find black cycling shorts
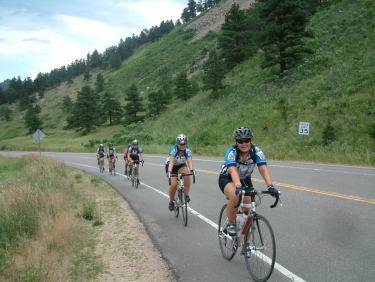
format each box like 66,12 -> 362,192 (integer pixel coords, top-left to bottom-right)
218,175 -> 253,194
165,164 -> 187,174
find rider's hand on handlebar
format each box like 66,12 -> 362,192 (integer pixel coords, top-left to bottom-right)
190,169 -> 196,175
166,171 -> 171,178
268,184 -> 279,197
235,186 -> 244,196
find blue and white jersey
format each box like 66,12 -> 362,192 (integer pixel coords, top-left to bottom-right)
128,146 -> 143,158
219,145 -> 266,179
97,147 -> 105,156
165,145 -> 193,166
107,147 -> 116,157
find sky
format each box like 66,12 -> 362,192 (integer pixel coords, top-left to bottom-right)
0,0 -> 187,82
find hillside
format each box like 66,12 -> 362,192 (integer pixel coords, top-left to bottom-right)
0,0 -> 374,166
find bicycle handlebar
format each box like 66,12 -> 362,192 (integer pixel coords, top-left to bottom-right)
234,188 -> 281,209
168,172 -> 195,186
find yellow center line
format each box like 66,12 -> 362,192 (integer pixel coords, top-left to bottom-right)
147,162 -> 375,205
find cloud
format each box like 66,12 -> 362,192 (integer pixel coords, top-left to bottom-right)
23,38 -> 51,44
0,38 -> 5,42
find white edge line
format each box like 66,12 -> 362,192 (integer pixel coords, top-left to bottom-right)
65,161 -> 306,282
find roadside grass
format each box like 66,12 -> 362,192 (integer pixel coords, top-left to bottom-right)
0,154 -> 121,281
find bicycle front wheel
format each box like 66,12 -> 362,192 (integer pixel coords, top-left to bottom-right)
181,188 -> 188,226
244,214 -> 276,282
134,167 -> 138,188
218,204 -> 237,260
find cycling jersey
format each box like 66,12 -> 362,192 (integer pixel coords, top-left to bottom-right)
165,145 -> 192,166
107,147 -> 116,157
128,146 -> 143,160
97,147 -> 105,157
219,145 -> 266,179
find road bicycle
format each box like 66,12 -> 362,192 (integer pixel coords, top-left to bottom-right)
109,156 -> 118,176
218,187 -> 281,282
129,160 -> 143,188
169,171 -> 196,226
98,156 -> 105,173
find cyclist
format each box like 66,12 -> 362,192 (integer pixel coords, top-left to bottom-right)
123,143 -> 132,175
127,139 -> 144,185
166,134 -> 195,211
106,143 -> 117,172
96,144 -> 106,171
218,126 -> 278,237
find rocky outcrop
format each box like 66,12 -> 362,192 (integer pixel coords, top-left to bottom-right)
185,0 -> 254,42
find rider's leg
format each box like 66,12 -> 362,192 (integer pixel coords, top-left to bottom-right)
168,177 -> 178,202
179,166 -> 191,197
223,182 -> 239,223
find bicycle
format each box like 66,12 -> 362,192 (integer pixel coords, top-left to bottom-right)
129,160 -> 143,188
109,156 -> 118,176
98,156 -> 105,173
218,187 -> 281,282
168,171 -> 196,226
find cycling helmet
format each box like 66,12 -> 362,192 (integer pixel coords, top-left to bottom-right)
108,143 -> 113,147
100,144 -> 104,147
233,127 -> 253,139
176,134 -> 188,145
132,139 -> 139,145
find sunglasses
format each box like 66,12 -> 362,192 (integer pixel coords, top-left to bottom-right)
237,139 -> 251,144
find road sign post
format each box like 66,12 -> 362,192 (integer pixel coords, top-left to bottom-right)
33,129 -> 45,155
298,122 -> 310,153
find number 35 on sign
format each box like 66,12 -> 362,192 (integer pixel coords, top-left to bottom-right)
299,122 -> 310,135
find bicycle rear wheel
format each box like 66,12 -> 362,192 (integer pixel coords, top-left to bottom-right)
181,188 -> 188,226
218,204 -> 237,260
244,214 -> 276,282
134,167 -> 138,188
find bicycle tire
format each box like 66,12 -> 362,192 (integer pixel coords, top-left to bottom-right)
218,204 -> 237,260
244,214 -> 276,282
181,188 -> 188,226
173,193 -> 179,218
135,167 -> 138,189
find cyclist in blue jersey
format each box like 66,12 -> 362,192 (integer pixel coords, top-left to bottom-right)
127,139 -> 144,185
166,134 -> 195,211
218,126 -> 278,236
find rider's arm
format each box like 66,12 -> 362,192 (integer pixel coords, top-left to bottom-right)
228,166 -> 242,188
168,156 -> 175,172
187,158 -> 193,171
140,152 -> 144,161
258,165 -> 273,187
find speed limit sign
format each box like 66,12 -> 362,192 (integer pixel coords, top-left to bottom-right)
299,122 -> 310,135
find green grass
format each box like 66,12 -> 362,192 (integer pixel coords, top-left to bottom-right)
1,0 -> 374,166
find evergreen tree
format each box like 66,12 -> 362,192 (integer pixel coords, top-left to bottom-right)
62,95 -> 73,112
95,73 -> 105,93
124,84 -> 145,125
202,49 -> 226,97
24,105 -> 43,134
0,105 -> 12,121
110,52 -> 122,69
0,86 -> 6,105
67,75 -> 74,87
83,70 -> 92,81
254,0 -> 314,74
187,0 -> 197,19
147,90 -> 169,117
218,4 -> 247,69
100,91 -> 123,125
91,49 -> 102,68
174,71 -> 190,101
65,86 -> 100,134
181,8 -> 192,23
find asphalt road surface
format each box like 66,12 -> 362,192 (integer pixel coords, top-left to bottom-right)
3,151 -> 375,282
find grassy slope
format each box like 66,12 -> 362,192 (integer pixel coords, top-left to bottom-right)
0,0 -> 374,166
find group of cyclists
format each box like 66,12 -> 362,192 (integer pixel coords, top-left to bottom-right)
96,126 -> 279,235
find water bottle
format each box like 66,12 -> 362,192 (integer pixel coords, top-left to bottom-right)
236,212 -> 245,237
241,211 -> 249,235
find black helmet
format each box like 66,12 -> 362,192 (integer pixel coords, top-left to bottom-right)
109,143 -> 113,147
176,134 -> 188,145
233,127 -> 253,139
132,139 -> 139,145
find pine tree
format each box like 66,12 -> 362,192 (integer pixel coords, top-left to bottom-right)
147,90 -> 169,117
95,73 -> 105,93
218,4 -> 247,70
0,105 -> 12,121
124,84 -> 145,125
254,0 -> 314,74
174,71 -> 190,101
62,95 -> 73,112
100,91 -> 123,125
202,49 -> 226,97
24,105 -> 43,134
65,86 -> 100,134
0,86 -> 6,105
83,70 -> 92,81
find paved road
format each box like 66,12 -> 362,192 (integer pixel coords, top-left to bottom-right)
3,151 -> 375,281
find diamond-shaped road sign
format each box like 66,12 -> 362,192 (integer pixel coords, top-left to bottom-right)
33,129 -> 45,142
